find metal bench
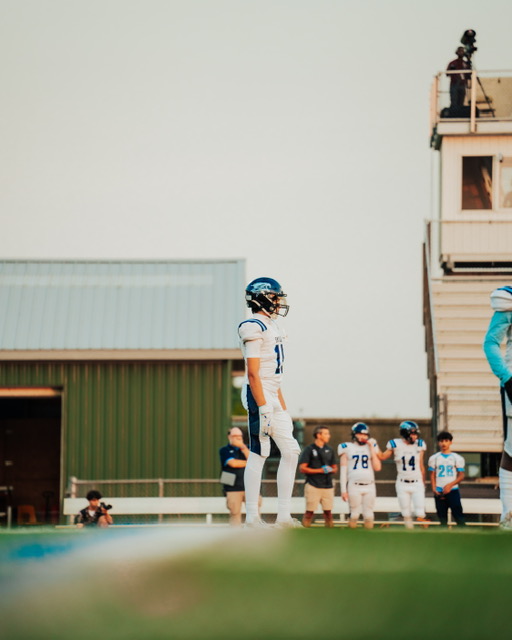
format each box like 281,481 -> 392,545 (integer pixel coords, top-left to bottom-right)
62,496 -> 502,526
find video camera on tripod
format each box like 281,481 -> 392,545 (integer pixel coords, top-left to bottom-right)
461,29 -> 477,63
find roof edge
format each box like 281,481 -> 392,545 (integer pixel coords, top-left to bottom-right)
0,349 -> 242,361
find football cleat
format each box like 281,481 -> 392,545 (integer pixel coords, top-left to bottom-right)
245,277 -> 289,317
416,516 -> 431,529
274,518 -> 303,529
244,519 -> 272,529
499,512 -> 512,530
399,420 -> 420,443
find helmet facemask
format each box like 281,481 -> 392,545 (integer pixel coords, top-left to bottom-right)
399,421 -> 420,444
245,279 -> 289,318
265,293 -> 289,318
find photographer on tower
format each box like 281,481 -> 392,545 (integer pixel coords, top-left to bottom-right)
447,46 -> 470,110
75,490 -> 113,528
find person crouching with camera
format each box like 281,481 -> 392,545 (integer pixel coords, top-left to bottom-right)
75,490 -> 113,528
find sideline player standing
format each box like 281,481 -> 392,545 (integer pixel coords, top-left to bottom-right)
338,423 -> 381,529
483,285 -> 512,528
428,431 -> 465,527
238,277 -> 301,528
379,421 -> 429,529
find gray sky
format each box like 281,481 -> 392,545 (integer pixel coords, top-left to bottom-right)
2,0 -> 511,418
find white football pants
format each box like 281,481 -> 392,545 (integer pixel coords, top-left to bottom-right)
347,481 -> 376,521
242,385 -> 300,523
502,388 -> 512,457
395,479 -> 426,518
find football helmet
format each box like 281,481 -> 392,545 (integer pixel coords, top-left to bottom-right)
399,420 -> 420,443
351,422 -> 369,444
245,277 -> 289,317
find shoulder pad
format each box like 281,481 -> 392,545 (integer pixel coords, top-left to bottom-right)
388,439 -> 396,448
491,287 -> 512,312
238,318 -> 267,341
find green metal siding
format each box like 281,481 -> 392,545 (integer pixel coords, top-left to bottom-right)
0,360 -> 232,497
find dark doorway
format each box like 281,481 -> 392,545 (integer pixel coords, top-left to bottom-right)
0,396 -> 62,525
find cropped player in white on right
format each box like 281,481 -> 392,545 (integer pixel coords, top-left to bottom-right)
379,421 -> 429,529
338,423 -> 381,529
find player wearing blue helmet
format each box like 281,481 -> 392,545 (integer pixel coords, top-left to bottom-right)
338,422 -> 382,528
238,277 -> 300,528
379,421 -> 429,529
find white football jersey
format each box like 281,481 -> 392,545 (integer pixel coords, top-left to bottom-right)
387,438 -> 426,481
428,452 -> 465,491
338,441 -> 378,483
238,314 -> 286,393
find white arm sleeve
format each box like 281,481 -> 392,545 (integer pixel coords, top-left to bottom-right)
340,465 -> 348,493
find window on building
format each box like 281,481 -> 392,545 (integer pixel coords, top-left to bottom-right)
462,156 -> 493,209
499,157 -> 512,209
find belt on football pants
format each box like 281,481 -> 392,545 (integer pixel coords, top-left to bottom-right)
400,479 -> 419,483
354,481 -> 373,486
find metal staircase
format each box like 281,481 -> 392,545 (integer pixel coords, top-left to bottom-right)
426,276 -> 509,452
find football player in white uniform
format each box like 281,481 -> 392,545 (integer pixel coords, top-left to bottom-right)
379,421 -> 429,529
238,277 -> 301,528
338,422 -> 382,528
483,286 -> 512,528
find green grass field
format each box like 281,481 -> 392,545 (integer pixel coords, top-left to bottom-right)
1,527 -> 511,639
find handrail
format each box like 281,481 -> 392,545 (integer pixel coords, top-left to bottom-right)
423,221 -> 440,434
68,476 -> 409,500
430,68 -> 512,139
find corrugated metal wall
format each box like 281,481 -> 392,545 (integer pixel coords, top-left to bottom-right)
0,260 -> 245,350
0,360 -> 232,497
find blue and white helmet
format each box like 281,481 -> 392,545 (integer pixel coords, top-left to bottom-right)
245,277 -> 289,317
399,420 -> 420,443
351,422 -> 370,444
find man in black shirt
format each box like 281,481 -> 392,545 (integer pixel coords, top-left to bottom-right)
219,427 -> 251,526
299,426 -> 338,527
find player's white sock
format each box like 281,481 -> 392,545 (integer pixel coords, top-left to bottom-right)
499,467 -> 512,521
244,452 -> 266,523
276,449 -> 299,522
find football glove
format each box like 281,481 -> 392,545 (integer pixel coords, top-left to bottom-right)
322,465 -> 334,474
259,403 -> 273,436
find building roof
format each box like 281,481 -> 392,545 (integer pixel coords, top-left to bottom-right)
0,259 -> 245,355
